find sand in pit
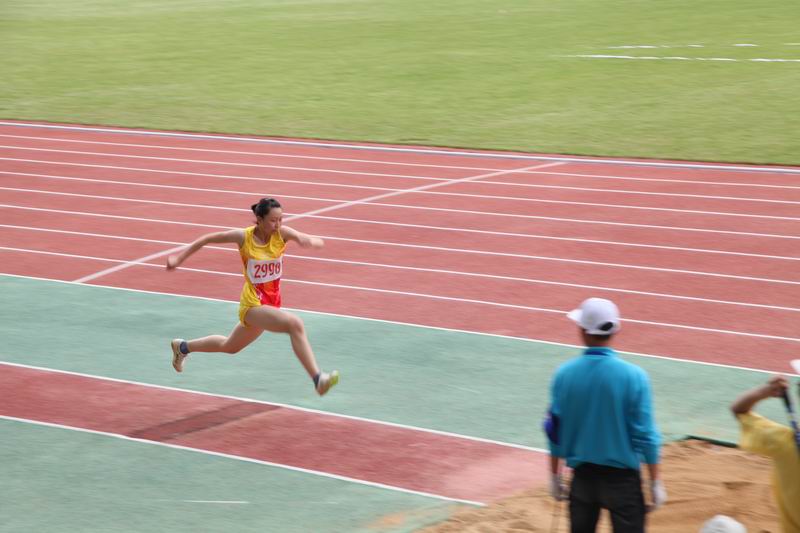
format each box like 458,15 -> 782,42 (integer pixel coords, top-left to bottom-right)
419,440 -> 780,532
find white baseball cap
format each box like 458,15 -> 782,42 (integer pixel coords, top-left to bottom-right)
567,298 -> 621,335
699,515 -> 747,533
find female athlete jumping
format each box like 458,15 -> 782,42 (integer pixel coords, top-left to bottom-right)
166,197 -> 339,396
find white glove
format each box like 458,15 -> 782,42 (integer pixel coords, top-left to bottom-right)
649,479 -> 667,510
550,473 -> 568,501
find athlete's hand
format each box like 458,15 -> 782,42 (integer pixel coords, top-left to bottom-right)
166,255 -> 181,271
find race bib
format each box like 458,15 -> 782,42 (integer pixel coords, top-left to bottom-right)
246,257 -> 282,284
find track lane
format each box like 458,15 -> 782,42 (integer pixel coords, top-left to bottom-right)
5,205 -> 800,304
6,120 -> 800,519
4,147 -> 800,219
4,166 -> 800,240
5,225 -> 800,339
3,186 -> 800,283
2,246 -> 798,372
2,121 -> 799,180
0,364 -> 545,504
5,136 -> 800,200
3,123 -> 800,374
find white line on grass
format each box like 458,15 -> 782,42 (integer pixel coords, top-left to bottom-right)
2,120 -> 799,175
3,272 -> 796,376
4,134 -> 800,189
0,415 -> 486,507
564,54 -> 800,62
607,45 -> 705,49
2,246 -> 799,342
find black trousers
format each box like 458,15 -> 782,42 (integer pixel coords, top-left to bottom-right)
569,463 -> 646,533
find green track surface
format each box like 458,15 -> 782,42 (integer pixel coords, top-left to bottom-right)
0,275 -> 786,448
2,0 -> 799,164
0,418 -> 457,533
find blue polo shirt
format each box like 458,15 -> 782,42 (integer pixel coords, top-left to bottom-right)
547,347 -> 661,470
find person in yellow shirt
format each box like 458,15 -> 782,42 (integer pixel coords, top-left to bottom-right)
166,197 -> 339,396
731,375 -> 800,532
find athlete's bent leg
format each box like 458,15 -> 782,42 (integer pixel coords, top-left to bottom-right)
244,306 -> 339,395
171,323 -> 262,372
187,323 -> 263,354
244,306 -> 318,377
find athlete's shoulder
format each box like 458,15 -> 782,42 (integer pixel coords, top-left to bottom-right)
279,226 -> 297,240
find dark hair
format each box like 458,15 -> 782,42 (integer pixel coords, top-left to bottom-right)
251,198 -> 282,218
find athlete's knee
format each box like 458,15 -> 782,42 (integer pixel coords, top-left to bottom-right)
286,314 -> 306,336
221,340 -> 243,355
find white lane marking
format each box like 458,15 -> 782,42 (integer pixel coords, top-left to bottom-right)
277,162 -> 565,222
3,134 -> 800,190
2,120 -> 799,175
0,133 -> 501,175
5,214 -> 800,285
161,500 -> 250,505
3,223 -> 800,312
5,211 -> 800,266
7,165 -> 800,206
2,246 -> 800,342
0,360 -> 543,452
0,415 -> 485,507
65,161 -> 562,283
0,147 -> 449,182
6,179 -> 800,222
4,272 -> 796,376
73,245 -> 185,283
3,201 -> 799,242
0,168 -> 402,193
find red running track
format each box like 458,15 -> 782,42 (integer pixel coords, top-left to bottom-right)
1,364 -> 544,504
2,121 -> 800,374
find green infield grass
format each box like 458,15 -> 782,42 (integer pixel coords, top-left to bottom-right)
2,0 -> 799,164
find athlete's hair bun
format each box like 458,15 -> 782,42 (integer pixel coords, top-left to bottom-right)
252,197 -> 282,217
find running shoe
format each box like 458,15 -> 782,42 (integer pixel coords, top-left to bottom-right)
316,370 -> 339,396
171,339 -> 188,373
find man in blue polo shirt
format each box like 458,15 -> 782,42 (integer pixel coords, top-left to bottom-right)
545,297 -> 666,532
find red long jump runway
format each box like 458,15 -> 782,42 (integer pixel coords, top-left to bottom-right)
0,364 -> 544,504
2,120 -> 800,375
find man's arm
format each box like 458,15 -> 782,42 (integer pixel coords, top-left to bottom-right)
630,372 -> 661,467
629,372 -> 667,510
731,375 -> 788,415
545,373 -> 567,501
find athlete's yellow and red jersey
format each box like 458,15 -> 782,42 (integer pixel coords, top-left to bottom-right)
238,226 -> 286,325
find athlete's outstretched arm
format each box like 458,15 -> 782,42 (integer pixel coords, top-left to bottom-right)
166,229 -> 245,270
281,226 -> 324,249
